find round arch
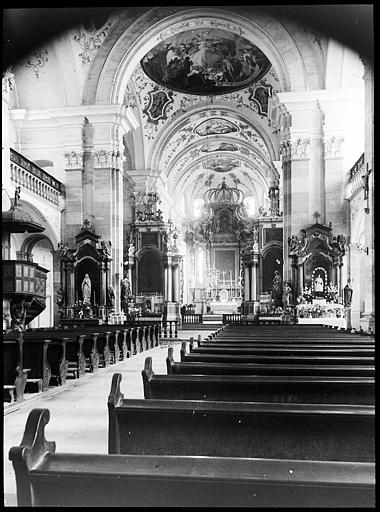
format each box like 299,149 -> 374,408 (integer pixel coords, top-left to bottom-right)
83,6 -> 318,105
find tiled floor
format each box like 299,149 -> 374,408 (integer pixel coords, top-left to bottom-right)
3,331 -> 213,507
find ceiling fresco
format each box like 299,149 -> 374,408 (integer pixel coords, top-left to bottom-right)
140,28 -> 271,95
203,157 -> 240,173
194,118 -> 239,136
200,142 -> 239,152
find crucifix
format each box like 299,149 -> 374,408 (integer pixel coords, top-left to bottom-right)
313,211 -> 321,223
221,270 -> 226,286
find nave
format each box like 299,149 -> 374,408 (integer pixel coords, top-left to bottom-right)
7,324 -> 375,508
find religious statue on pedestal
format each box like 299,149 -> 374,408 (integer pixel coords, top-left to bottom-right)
81,273 -> 91,304
107,285 -> 115,309
120,275 -> 131,313
343,279 -> 353,307
271,270 -> 283,307
314,273 -> 324,297
283,282 -> 292,307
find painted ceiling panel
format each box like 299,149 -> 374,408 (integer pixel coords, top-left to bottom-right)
140,27 -> 271,95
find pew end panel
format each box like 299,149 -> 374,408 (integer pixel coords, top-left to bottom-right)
141,358 -> 154,399
9,408 -> 56,507
107,373 -> 125,454
180,342 -> 187,362
166,347 -> 174,374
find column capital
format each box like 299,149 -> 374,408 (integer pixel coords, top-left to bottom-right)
324,135 -> 344,159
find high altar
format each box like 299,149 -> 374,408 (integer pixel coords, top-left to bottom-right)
185,178 -> 283,316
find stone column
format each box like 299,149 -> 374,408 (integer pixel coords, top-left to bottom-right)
167,264 -> 173,302
308,101 -> 325,223
251,256 -> 259,301
67,262 -> 75,306
244,265 -> 250,302
64,152 -> 84,245
100,262 -> 107,307
172,265 -> 179,302
164,265 -> 169,301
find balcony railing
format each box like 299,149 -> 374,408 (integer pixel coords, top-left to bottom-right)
348,153 -> 365,181
10,148 -> 65,206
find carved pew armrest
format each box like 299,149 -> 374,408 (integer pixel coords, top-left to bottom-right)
9,409 -> 55,507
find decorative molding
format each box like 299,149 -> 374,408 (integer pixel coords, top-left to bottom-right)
248,84 -> 272,116
64,151 -> 84,169
2,68 -> 15,96
143,87 -> 174,124
324,136 -> 344,158
93,150 -> 123,169
279,140 -> 291,159
24,49 -> 49,79
291,138 -> 310,159
73,22 -> 112,65
349,171 -> 366,199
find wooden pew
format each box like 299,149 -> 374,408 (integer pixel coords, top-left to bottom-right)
180,342 -> 374,366
22,338 -> 51,392
3,335 -> 28,402
199,332 -> 375,345
142,357 -> 375,405
167,347 -> 375,377
108,373 -> 374,461
192,341 -> 375,357
212,330 -> 374,343
9,409 -> 375,507
45,338 -> 69,386
215,326 -> 374,338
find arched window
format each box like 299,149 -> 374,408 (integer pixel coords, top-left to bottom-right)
244,196 -> 256,216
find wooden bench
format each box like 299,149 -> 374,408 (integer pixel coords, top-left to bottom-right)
142,357 -> 375,405
193,341 -> 375,356
108,373 -> 374,461
212,332 -> 375,342
181,342 -> 374,366
167,347 -> 375,377
3,336 -> 28,402
9,409 -> 375,507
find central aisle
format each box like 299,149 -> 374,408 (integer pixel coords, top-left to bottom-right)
3,331 -> 213,507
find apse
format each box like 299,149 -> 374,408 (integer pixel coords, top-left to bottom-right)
140,27 -> 271,95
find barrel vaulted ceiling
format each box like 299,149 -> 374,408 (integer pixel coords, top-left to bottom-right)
118,12 -> 290,209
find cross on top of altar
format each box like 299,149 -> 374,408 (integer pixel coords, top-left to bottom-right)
313,211 -> 321,223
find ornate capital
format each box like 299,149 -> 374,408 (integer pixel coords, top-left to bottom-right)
324,136 -> 344,158
291,138 -> 310,159
64,151 -> 84,169
93,150 -> 124,169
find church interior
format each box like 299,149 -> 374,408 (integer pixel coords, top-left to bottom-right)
3,5 -> 374,507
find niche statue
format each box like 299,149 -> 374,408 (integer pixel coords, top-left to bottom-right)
81,273 -> 91,304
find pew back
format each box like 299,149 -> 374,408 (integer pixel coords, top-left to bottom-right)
108,373 -> 374,462
9,409 -> 375,508
142,357 -> 375,405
